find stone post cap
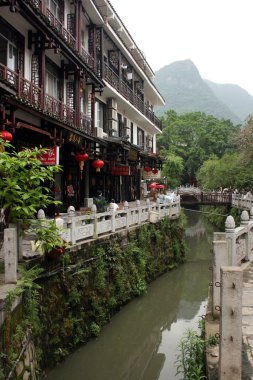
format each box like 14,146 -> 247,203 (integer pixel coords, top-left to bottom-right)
225,215 -> 235,231
67,205 -> 76,216
241,210 -> 249,225
91,204 -> 97,214
124,201 -> 129,210
37,209 -> 45,219
136,200 -> 140,207
146,198 -> 150,205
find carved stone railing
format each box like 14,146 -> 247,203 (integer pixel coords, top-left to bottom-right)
209,209 -> 253,378
1,199 -> 180,286
59,199 -> 180,246
232,194 -> 253,210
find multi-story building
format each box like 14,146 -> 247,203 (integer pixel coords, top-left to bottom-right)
0,0 -> 165,211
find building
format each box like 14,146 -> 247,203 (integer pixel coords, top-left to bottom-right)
0,0 -> 165,211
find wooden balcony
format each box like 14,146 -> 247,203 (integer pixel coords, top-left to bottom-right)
104,64 -> 162,131
0,63 -> 94,137
25,0 -> 95,72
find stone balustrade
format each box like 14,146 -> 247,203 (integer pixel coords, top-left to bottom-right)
1,198 -> 181,284
232,194 -> 253,210
59,199 -> 180,245
209,209 -> 253,379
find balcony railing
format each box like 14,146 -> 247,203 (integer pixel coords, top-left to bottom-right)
46,8 -> 76,49
104,64 -> 162,130
0,63 -> 93,135
26,0 -> 95,73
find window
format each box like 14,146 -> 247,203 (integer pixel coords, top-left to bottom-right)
0,16 -> 24,74
45,60 -> 60,98
95,100 -> 106,131
130,122 -> 133,143
47,0 -> 60,19
117,113 -> 123,137
137,127 -> 144,148
8,42 -> 17,71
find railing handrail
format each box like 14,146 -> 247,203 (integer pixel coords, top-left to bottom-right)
0,63 -> 93,134
103,64 -> 162,130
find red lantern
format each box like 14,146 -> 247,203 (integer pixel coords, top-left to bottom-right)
0,130 -> 12,142
152,168 -> 158,174
144,166 -> 152,172
92,159 -> 104,172
75,152 -> 89,179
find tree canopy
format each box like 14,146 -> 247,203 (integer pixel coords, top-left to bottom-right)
157,110 -> 239,185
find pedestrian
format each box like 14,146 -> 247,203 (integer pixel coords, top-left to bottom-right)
108,199 -> 119,212
93,190 -> 107,212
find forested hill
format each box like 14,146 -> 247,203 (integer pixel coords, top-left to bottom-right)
204,80 -> 253,123
153,60 -> 246,125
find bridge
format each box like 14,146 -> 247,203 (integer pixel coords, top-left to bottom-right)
177,187 -> 232,206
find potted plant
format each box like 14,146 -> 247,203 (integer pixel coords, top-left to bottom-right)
30,220 -> 67,259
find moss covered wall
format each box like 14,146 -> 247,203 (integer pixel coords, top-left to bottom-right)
0,215 -> 186,378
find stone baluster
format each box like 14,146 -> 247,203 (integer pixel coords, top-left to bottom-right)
225,215 -> 236,266
135,200 -> 142,224
91,204 -> 98,238
219,266 -> 242,380
240,210 -> 250,262
4,228 -> 18,284
212,232 -> 228,318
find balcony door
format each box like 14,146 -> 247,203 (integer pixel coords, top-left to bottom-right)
0,35 -> 18,72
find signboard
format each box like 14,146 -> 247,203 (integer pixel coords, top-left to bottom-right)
40,146 -> 59,166
111,165 -> 130,176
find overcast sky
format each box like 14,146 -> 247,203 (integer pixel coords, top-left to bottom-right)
110,0 -> 253,96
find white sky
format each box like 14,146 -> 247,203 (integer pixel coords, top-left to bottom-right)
110,0 -> 253,96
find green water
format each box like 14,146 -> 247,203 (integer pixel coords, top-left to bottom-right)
46,209 -> 214,380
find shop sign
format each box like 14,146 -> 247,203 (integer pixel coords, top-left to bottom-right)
127,149 -> 138,161
40,146 -> 59,165
111,165 -> 130,176
68,132 -> 82,145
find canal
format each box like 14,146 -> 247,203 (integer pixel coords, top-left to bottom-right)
46,209 -> 215,380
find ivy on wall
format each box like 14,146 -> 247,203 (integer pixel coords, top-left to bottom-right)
0,215 -> 186,376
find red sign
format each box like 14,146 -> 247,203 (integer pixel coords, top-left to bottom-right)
40,146 -> 59,166
111,165 -> 130,176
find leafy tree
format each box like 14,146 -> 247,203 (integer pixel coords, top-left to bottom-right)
158,110 -> 239,184
197,153 -> 239,190
0,140 -> 61,226
162,153 -> 184,188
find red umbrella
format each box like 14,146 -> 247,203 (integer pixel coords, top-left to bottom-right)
156,184 -> 165,189
149,182 -> 158,188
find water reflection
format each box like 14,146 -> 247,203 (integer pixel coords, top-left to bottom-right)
46,210 -> 213,380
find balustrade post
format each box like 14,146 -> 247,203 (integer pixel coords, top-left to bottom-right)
4,228 -> 17,284
91,204 -> 98,238
225,215 -> 236,265
111,211 -> 116,233
135,200 -> 142,224
70,217 -> 76,245
17,69 -> 21,96
219,266 -> 242,380
240,210 -> 250,261
156,198 -> 161,220
212,232 -> 228,318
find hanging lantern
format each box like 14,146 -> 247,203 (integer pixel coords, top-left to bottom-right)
144,166 -> 152,172
92,159 -> 104,172
152,168 -> 158,174
75,152 -> 89,179
0,130 -> 13,142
